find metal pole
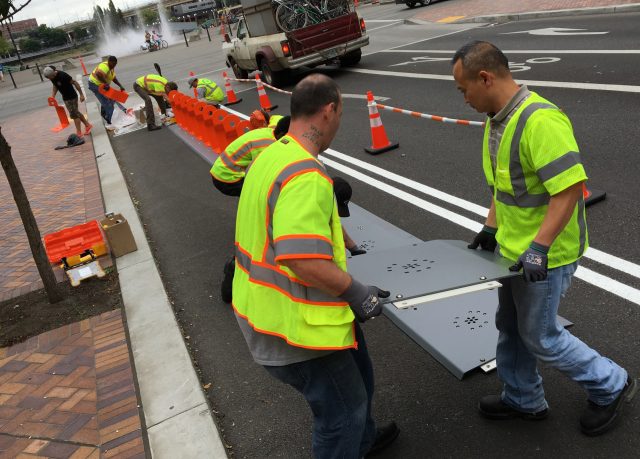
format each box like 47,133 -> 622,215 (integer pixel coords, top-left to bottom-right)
8,68 -> 17,89
35,62 -> 44,82
5,20 -> 23,66
206,26 -> 211,42
182,29 -> 189,47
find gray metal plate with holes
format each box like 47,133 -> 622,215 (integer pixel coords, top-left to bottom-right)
384,289 -> 575,380
347,239 -> 519,303
341,204 -> 421,255
169,124 -> 218,166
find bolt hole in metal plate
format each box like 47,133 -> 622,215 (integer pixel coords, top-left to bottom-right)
347,240 -> 519,304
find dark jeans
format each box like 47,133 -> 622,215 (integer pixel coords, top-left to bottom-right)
133,82 -> 167,127
88,81 -> 127,124
264,322 -> 376,459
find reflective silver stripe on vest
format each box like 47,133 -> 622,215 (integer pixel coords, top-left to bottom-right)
274,238 -> 333,259
266,159 -> 327,242
235,247 -> 345,304
220,153 -> 243,172
537,151 -> 582,183
203,82 -> 218,97
230,138 -> 274,163
498,102 -> 557,208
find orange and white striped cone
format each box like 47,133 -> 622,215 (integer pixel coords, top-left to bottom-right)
79,56 -> 89,76
222,71 -> 242,106
189,71 -> 198,98
583,182 -> 606,207
255,74 -> 278,111
364,91 -> 398,155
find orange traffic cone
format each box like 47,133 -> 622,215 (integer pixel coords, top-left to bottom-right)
583,182 -> 606,207
255,74 -> 277,111
79,56 -> 89,76
189,71 -> 198,98
364,91 -> 398,155
47,97 -> 70,132
222,71 -> 242,106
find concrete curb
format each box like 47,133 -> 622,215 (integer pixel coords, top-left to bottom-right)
87,102 -> 228,458
453,3 -> 640,24
404,3 -> 640,24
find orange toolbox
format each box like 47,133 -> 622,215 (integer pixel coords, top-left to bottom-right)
43,220 -> 108,266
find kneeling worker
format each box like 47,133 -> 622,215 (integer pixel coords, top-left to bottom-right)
133,74 -> 178,131
189,76 -> 224,106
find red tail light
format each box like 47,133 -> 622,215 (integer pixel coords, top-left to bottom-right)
360,18 -> 366,33
281,40 -> 291,57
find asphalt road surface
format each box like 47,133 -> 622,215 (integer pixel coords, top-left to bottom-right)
110,7 -> 640,459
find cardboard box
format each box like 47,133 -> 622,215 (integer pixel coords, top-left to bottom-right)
100,213 -> 137,257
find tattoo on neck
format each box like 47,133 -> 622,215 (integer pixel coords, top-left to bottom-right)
302,125 -> 324,148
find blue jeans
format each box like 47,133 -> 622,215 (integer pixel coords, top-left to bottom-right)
88,81 -> 126,123
264,322 -> 376,459
496,261 -> 627,412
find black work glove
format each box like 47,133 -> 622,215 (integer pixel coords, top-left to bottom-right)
340,278 -> 390,322
348,245 -> 367,256
103,84 -> 110,91
468,225 -> 498,252
509,242 -> 549,282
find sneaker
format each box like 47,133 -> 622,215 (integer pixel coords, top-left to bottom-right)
478,395 -> 548,421
580,377 -> 638,436
221,256 -> 235,304
105,123 -> 115,131
365,421 -> 400,457
147,124 -> 162,131
84,124 -> 93,135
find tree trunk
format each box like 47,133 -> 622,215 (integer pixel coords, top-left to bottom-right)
0,127 -> 64,303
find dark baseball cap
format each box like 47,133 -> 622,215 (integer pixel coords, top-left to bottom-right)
333,176 -> 352,218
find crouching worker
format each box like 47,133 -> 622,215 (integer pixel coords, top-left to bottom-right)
133,74 -> 178,131
189,76 -> 224,106
232,73 -> 399,458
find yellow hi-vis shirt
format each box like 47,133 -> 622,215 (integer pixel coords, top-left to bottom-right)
89,62 -> 115,85
210,127 -> 275,184
233,135 -> 355,350
197,78 -> 224,103
135,74 -> 168,96
483,91 -> 588,268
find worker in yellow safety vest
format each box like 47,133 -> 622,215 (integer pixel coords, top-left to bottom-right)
88,55 -> 129,126
232,74 -> 399,457
453,41 -> 633,436
188,77 -> 224,105
133,74 -> 178,131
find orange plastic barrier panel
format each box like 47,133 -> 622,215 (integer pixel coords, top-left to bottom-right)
202,106 -> 217,149
184,98 -> 198,136
44,220 -> 106,263
47,97 -> 70,132
222,115 -> 241,148
99,84 -> 129,104
211,110 -> 229,154
236,120 -> 252,138
194,101 -> 208,141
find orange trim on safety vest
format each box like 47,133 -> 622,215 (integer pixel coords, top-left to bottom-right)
232,303 -> 358,351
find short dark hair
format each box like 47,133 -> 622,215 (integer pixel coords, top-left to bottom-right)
451,41 -> 509,78
290,74 -> 341,119
274,115 -> 291,139
108,55 -> 117,64
165,81 -> 178,93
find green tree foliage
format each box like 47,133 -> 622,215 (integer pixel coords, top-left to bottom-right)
0,0 -> 33,21
27,24 -> 67,47
19,36 -> 40,52
73,27 -> 89,40
0,35 -> 10,54
141,7 -> 159,26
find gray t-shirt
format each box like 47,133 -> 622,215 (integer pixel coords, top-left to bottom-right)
488,85 -> 531,173
235,312 -> 334,366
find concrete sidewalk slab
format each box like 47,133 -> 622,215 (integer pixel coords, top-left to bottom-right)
88,101 -> 227,458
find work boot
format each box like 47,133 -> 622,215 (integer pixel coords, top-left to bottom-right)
580,376 -> 638,436
365,421 -> 399,457
221,256 -> 235,304
147,124 -> 161,131
478,395 -> 548,421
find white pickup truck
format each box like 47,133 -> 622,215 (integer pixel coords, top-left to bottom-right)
223,0 -> 369,86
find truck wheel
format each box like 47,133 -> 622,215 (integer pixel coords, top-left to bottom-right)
406,1 -> 416,7
339,49 -> 362,67
229,59 -> 249,79
421,0 -> 432,5
260,59 -> 288,87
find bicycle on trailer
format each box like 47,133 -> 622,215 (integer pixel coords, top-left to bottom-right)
273,0 -> 348,32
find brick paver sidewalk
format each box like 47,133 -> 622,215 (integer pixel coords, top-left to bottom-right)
0,106 -> 110,302
0,310 -> 146,458
413,0 -> 639,22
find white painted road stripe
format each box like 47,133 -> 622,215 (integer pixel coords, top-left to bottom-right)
380,49 -> 640,54
321,156 -> 640,307
343,68 -> 640,93
321,149 -> 640,281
